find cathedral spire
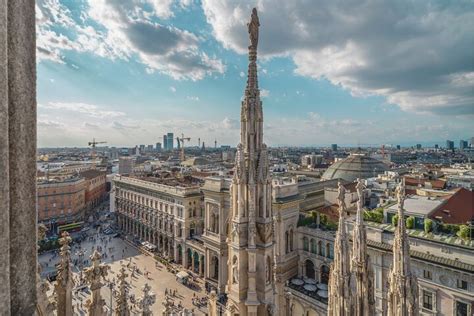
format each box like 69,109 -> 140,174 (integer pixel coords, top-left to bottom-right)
351,179 -> 375,316
226,8 -> 274,316
328,182 -> 353,316
387,181 -> 419,316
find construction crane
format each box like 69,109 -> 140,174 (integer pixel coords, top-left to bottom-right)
88,138 -> 107,158
177,133 -> 191,161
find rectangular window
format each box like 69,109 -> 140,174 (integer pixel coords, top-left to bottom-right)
456,301 -> 468,316
456,279 -> 468,290
422,290 -> 433,310
423,270 -> 432,280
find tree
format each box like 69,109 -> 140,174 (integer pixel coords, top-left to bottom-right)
424,219 -> 433,234
457,225 -> 470,240
392,214 -> 399,227
406,216 -> 415,229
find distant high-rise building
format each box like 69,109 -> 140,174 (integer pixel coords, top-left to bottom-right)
459,140 -> 468,150
155,142 -> 162,152
119,157 -> 134,175
434,144 -> 439,149
147,145 -> 153,152
471,137 -> 474,148
167,132 -> 174,150
446,140 -> 454,150
139,144 -> 145,152
331,144 -> 338,151
416,144 -> 422,150
396,145 -> 401,150
163,135 -> 168,150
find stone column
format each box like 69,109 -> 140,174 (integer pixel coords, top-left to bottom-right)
0,1 -> 37,314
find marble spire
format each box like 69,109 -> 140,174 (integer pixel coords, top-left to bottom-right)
84,250 -> 110,316
54,231 -> 75,316
387,181 -> 419,316
115,264 -> 130,316
226,8 -> 274,315
328,182 -> 353,316
138,283 -> 156,316
351,179 -> 375,316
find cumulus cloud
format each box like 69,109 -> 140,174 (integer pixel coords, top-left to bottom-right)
36,0 -> 225,80
202,0 -> 474,115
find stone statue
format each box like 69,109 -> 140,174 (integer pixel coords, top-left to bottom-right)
248,8 -> 260,49
336,181 -> 346,211
138,283 -> 156,316
356,178 -> 365,207
395,181 -> 405,209
232,257 -> 238,284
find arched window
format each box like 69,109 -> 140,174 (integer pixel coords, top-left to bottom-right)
303,237 -> 309,251
327,243 -> 334,259
318,240 -> 324,256
285,231 -> 289,254
310,239 -> 316,253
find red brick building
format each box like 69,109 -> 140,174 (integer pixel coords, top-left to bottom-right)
79,169 -> 107,211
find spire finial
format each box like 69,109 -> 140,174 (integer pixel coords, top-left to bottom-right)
248,8 -> 259,50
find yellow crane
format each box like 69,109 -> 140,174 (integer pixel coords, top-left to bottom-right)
177,133 -> 191,161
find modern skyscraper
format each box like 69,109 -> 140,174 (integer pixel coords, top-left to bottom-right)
155,142 -> 162,152
459,140 -> 468,150
416,144 -> 422,150
446,140 -> 454,150
331,144 -> 338,151
163,135 -> 168,150
225,9 -> 275,315
167,132 -> 174,150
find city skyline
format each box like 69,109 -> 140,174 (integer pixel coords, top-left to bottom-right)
37,0 -> 474,147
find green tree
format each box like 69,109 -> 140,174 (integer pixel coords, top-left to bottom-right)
406,216 -> 415,229
424,219 -> 433,234
457,225 -> 470,240
392,214 -> 399,227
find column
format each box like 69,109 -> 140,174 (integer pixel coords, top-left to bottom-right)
0,1 -> 37,314
192,252 -> 195,271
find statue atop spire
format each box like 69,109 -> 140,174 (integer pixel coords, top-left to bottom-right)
248,8 -> 260,50
387,180 -> 419,316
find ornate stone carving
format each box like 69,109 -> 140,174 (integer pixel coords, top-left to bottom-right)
54,231 -> 74,316
115,264 -> 130,316
247,8 -> 260,49
84,250 -> 110,316
138,283 -> 156,316
256,222 -> 272,243
387,181 -> 419,316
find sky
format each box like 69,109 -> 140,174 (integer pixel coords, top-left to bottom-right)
36,0 -> 474,148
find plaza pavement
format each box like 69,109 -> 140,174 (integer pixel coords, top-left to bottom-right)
39,228 -> 209,315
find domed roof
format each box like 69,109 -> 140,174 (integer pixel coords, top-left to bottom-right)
321,154 -> 388,182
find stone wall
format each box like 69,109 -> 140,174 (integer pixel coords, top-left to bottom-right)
0,0 -> 37,314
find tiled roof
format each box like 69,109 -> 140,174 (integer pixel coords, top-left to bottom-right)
430,188 -> 474,224
79,169 -> 105,179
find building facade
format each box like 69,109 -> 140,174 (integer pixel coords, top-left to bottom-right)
80,170 -> 107,212
113,176 -> 205,274
37,177 -> 86,228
